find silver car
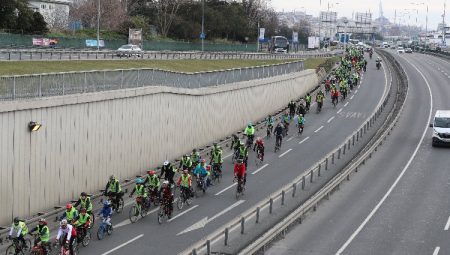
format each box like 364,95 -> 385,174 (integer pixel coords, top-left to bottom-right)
116,44 -> 142,57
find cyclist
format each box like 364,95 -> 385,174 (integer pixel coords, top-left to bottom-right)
161,160 -> 177,186
191,149 -> 201,168
238,141 -> 249,168
297,101 -> 306,116
103,175 -> 123,210
60,203 -> 78,223
316,90 -> 324,111
29,218 -> 50,253
97,200 -> 112,229
177,169 -> 193,198
73,192 -> 93,218
265,115 -> 274,136
56,219 -> 77,255
288,100 -> 296,118
193,159 -> 211,190
160,181 -> 174,219
244,122 -> 255,146
8,217 -> 29,249
179,154 -> 193,172
305,93 -> 312,111
274,122 -> 284,149
129,178 -> 149,208
253,137 -> 265,161
234,158 -> 247,187
297,114 -> 305,133
281,111 -> 290,136
331,86 -> 339,105
72,208 -> 90,243
210,143 -> 223,175
145,170 -> 161,200
231,134 -> 241,156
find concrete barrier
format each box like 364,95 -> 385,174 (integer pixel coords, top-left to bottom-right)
0,69 -> 319,225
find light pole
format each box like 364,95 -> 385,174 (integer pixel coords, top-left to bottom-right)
411,2 -> 428,43
201,0 -> 205,52
343,18 -> 348,52
97,0 -> 100,51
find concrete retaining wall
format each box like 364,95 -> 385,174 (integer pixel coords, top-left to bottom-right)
0,69 -> 319,225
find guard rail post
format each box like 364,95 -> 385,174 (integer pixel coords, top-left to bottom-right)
8,52 -> 11,60
318,164 -> 321,177
192,249 -> 197,255
281,190 -> 285,205
256,207 -> 260,223
332,152 -> 335,164
310,169 -> 314,183
62,73 -> 65,95
292,183 -> 297,197
325,157 -> 329,170
269,198 -> 273,214
224,228 -> 229,246
338,148 -> 341,159
39,74 -> 42,97
13,76 -> 16,100
241,217 -> 245,234
348,139 -> 351,150
302,176 -> 306,190
343,144 -> 346,155
206,240 -> 211,255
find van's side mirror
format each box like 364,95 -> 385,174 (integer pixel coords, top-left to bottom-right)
429,123 -> 433,127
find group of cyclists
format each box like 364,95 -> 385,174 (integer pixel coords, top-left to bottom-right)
6,46 -> 374,255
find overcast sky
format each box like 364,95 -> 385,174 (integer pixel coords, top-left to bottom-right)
272,0 -> 447,31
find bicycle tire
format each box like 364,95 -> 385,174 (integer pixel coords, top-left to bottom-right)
5,245 -> 16,255
177,197 -> 184,210
157,209 -> 163,224
116,198 -> 124,213
129,205 -> 139,223
107,225 -> 113,236
82,230 -> 91,246
96,226 -> 104,240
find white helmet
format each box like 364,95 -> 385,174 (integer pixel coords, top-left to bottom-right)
162,180 -> 169,185
60,219 -> 68,227
163,160 -> 169,166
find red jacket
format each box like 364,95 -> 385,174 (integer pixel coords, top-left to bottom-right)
234,163 -> 246,177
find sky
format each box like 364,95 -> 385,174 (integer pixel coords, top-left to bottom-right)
272,0 -> 448,31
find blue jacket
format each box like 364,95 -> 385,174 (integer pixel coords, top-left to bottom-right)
99,206 -> 112,218
193,165 -> 208,177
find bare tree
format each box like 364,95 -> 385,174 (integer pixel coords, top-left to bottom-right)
152,0 -> 184,37
70,0 -> 128,30
242,0 -> 271,26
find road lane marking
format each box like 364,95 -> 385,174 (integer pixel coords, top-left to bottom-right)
355,90 -> 358,94
279,149 -> 292,158
337,108 -> 343,114
287,137 -> 294,142
115,206 -> 161,228
327,116 -> 335,123
336,55 -> 434,255
299,137 -> 309,144
101,234 -> 144,255
223,153 -> 233,159
314,126 -> 324,133
444,216 -> 450,230
167,205 -> 198,222
350,95 -> 354,100
215,183 -> 236,196
252,163 -> 269,175
433,247 -> 440,255
344,102 -> 349,107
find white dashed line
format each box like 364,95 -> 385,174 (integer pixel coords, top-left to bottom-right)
344,102 -> 349,107
215,183 -> 237,196
287,137 -> 294,142
354,90 -> 358,94
337,108 -> 343,114
327,116 -> 335,123
279,149 -> 292,158
350,95 -> 354,100
433,247 -> 440,255
252,163 -> 269,175
299,137 -> 309,144
358,85 -> 361,88
444,215 -> 450,230
314,126 -> 324,133
101,234 -> 144,255
223,153 -> 233,159
167,205 -> 199,222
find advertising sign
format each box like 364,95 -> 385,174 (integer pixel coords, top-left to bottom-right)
129,28 -> 143,45
32,38 -> 58,46
308,36 -> 319,49
259,28 -> 265,42
292,32 -> 299,43
85,39 -> 105,47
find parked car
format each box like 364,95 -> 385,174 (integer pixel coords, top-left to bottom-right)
405,48 -> 413,53
116,44 -> 142,57
397,46 -> 405,54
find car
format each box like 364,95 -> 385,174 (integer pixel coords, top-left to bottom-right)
116,44 -> 142,57
430,110 -> 450,147
405,48 -> 413,53
397,46 -> 405,54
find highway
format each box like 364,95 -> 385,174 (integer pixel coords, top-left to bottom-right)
265,52 -> 450,255
66,54 -> 389,255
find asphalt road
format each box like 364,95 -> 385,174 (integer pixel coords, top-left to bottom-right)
59,54 -> 388,255
265,52 -> 450,255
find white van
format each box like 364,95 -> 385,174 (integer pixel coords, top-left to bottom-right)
430,110 -> 450,146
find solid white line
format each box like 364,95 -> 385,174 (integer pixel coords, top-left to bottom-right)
101,234 -> 144,255
167,205 -> 199,222
336,55 -> 433,255
215,183 -> 236,196
223,153 -> 233,159
299,137 -> 309,144
444,216 -> 450,230
252,163 -> 269,175
337,108 -> 343,114
350,95 -> 354,100
344,102 -> 349,107
433,247 -> 440,255
287,137 -> 294,142
278,148 -> 292,158
327,116 -> 335,123
314,126 -> 324,133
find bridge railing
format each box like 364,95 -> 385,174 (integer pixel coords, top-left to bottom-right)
0,60 -> 305,101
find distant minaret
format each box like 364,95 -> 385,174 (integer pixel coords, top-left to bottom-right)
379,0 -> 384,19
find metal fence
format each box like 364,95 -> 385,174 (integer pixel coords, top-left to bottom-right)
0,61 -> 304,100
0,50 -> 338,61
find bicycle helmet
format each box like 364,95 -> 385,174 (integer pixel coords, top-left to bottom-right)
163,160 -> 169,166
192,148 -> 197,152
248,122 -> 252,127
213,142 -> 218,146
162,180 -> 169,186
38,218 -> 47,225
201,159 -> 206,163
80,192 -> 87,197
183,169 -> 189,174
60,219 -> 68,228
109,175 -> 115,181
103,200 -> 111,207
66,203 -> 73,210
136,178 -> 144,184
80,208 -> 87,213
148,170 -> 156,175
13,217 -> 19,225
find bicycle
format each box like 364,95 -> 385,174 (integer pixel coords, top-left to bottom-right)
275,135 -> 282,152
103,193 -> 124,213
245,135 -> 254,149
30,235 -> 52,255
75,225 -> 91,247
55,235 -> 78,255
177,186 -> 193,210
255,148 -> 264,166
235,177 -> 245,199
297,123 -> 304,135
317,101 -> 323,113
5,237 -> 31,255
266,124 -> 273,139
147,187 -> 160,207
157,199 -> 173,224
97,217 -> 113,240
211,163 -> 222,184
128,196 -> 148,223
231,148 -> 239,163
193,176 -> 206,197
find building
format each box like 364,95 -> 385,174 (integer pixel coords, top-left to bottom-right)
28,0 -> 72,28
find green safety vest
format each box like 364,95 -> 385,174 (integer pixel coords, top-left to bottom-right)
135,185 -> 147,197
66,207 -> 78,221
239,147 -> 247,157
306,96 -> 311,102
182,157 -> 192,167
245,126 -> 255,136
298,117 -> 305,125
191,153 -> 200,163
36,225 -> 50,242
76,213 -> 90,226
148,175 -> 160,188
79,197 -> 92,211
212,150 -> 223,164
12,221 -> 28,236
108,179 -> 122,193
180,174 -> 191,188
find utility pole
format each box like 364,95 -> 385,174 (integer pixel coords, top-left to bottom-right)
97,0 -> 100,51
443,1 -> 447,46
257,22 -> 260,52
201,0 -> 205,52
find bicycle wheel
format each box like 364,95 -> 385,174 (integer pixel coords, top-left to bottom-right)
89,214 -> 95,229
25,239 -> 32,252
116,198 -> 124,213
82,230 -> 91,246
5,245 -> 15,255
157,210 -> 163,224
140,204 -> 148,218
97,226 -> 105,240
129,205 -> 139,223
107,225 -> 113,235
177,197 -> 184,210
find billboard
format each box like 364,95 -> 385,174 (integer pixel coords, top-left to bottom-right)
259,28 -> 265,42
32,38 -> 58,46
355,12 -> 372,25
85,40 -> 105,47
292,32 -> 299,43
320,11 -> 337,23
129,28 -> 143,46
308,36 -> 320,49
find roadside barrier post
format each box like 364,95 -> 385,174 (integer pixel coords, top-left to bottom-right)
256,207 -> 260,223
206,240 -> 211,255
302,176 -> 306,190
292,183 -> 297,197
318,164 -> 321,177
281,190 -> 285,205
325,158 -> 329,170
241,217 -> 245,234
310,169 -> 314,183
338,148 -> 341,159
224,228 -> 229,246
269,198 -> 273,214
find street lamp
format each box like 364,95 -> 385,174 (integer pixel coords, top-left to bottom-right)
97,0 -> 100,51
343,18 -> 348,52
201,0 -> 205,52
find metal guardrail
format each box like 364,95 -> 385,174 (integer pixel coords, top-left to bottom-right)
181,50 -> 405,255
0,61 -> 304,101
0,50 -> 340,61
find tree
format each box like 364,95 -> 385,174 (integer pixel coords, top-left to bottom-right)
152,0 -> 184,37
15,0 -> 33,33
0,0 -> 17,29
70,0 -> 127,30
32,11 -> 48,34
